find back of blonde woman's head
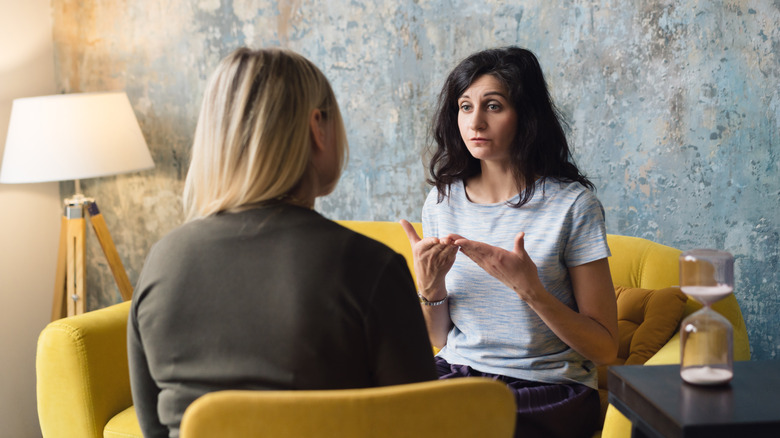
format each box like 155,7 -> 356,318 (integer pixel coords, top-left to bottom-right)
183,47 -> 347,220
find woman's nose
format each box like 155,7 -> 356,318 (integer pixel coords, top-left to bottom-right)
469,109 -> 486,131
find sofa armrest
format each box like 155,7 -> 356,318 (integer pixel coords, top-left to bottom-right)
36,301 -> 133,438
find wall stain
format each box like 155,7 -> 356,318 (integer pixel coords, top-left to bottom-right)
277,0 -> 301,45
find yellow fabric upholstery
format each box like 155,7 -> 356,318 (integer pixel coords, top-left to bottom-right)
179,378 -> 516,438
34,221 -> 750,438
104,406 -> 142,438
36,299 -> 137,438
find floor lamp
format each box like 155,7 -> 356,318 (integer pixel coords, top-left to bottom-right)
0,92 -> 154,320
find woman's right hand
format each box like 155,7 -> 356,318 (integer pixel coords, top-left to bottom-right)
399,220 -> 458,300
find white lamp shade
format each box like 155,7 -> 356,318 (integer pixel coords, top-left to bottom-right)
0,92 -> 154,184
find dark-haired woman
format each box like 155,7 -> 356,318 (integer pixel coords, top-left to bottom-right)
401,47 -> 618,438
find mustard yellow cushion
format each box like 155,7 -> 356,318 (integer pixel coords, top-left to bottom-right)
598,285 -> 687,387
615,285 -> 688,365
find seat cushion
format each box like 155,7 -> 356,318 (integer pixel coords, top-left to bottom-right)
104,406 -> 142,438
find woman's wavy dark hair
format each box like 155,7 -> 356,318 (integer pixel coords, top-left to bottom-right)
428,46 -> 593,207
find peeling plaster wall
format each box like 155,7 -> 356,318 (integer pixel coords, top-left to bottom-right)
51,0 -> 779,360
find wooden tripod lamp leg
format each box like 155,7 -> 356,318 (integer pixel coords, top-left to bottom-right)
86,201 -> 133,301
49,197 -> 134,320
65,204 -> 86,317
52,215 -> 68,321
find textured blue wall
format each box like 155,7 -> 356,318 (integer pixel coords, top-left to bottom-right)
51,0 -> 779,360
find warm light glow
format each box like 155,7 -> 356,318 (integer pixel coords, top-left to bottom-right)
0,92 -> 154,183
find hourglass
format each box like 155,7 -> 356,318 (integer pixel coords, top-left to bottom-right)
679,249 -> 734,385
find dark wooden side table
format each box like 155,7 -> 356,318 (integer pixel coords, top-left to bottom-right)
608,361 -> 780,437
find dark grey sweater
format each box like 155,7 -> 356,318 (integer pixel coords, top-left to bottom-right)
128,204 -> 437,438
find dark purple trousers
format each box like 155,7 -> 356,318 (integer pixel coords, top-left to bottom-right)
435,356 -> 600,438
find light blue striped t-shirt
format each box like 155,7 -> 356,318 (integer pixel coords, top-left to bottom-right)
424,178 -> 610,389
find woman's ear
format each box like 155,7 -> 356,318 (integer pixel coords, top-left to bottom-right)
309,109 -> 326,152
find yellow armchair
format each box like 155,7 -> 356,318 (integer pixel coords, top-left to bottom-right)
35,221 -> 750,438
179,378 -> 516,438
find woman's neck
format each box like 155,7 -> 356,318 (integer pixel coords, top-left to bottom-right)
465,161 -> 520,204
284,176 -> 316,209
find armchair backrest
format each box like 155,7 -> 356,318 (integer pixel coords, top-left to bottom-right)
179,377 -> 516,438
606,234 -> 681,289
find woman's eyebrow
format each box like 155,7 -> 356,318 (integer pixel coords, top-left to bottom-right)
459,91 -> 507,100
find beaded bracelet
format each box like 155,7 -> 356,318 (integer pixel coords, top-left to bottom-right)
418,293 -> 448,306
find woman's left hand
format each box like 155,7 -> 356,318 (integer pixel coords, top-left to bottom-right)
452,232 -> 545,301
455,232 -> 619,364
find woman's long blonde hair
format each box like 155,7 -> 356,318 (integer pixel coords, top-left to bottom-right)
183,47 -> 347,220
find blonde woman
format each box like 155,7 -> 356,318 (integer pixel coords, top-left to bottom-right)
128,48 -> 436,438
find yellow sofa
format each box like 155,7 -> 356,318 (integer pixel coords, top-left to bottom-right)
36,221 -> 750,437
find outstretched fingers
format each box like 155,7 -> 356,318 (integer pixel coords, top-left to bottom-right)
451,233 -> 539,297
399,219 -> 421,245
